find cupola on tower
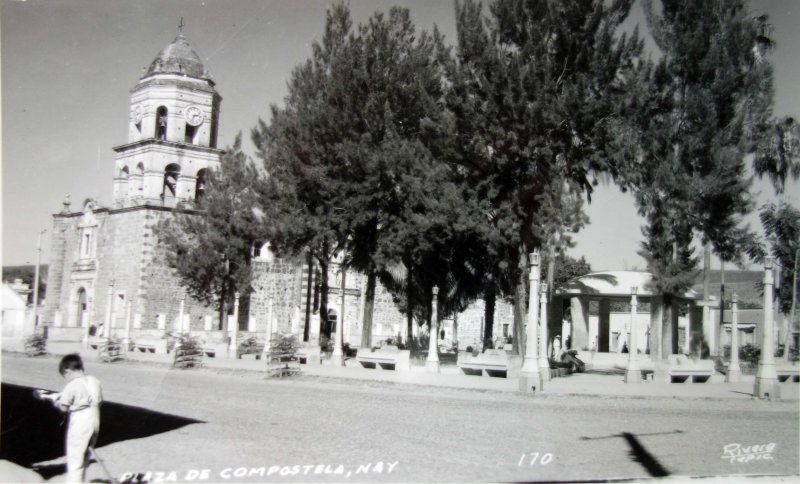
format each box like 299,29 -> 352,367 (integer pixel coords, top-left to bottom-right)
113,29 -> 222,206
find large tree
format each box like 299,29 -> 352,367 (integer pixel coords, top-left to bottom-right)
254,5 -> 485,348
445,0 -> 641,354
759,202 -> 800,360
158,135 -> 264,330
612,0 -> 782,357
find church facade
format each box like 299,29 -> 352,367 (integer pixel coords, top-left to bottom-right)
42,32 -> 514,350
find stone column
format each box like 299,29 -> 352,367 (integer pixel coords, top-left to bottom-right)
570,296 -> 589,350
727,293 -> 742,383
331,268 -> 345,366
453,312 -> 459,350
520,251 -> 541,391
229,292 -> 240,353
538,283 -> 550,380
426,286 -> 440,372
625,287 -> 641,384
267,298 -> 274,336
103,281 -> 114,339
754,258 -> 779,398
123,301 -> 132,349
178,296 -> 186,333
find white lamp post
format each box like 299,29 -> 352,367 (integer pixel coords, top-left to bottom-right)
229,292 -> 240,353
625,287 -> 641,384
754,257 -> 779,398
426,286 -> 440,372
727,292 -> 742,382
520,251 -> 541,391
538,282 -> 550,380
331,268 -> 346,367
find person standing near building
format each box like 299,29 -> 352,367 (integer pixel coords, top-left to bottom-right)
36,353 -> 103,483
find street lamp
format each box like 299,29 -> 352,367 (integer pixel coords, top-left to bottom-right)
754,257 -> 779,399
625,287 -> 640,384
520,250 -> 541,392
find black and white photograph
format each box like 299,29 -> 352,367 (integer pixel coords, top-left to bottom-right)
2,0 -> 799,482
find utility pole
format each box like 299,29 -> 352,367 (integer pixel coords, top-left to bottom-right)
31,229 -> 46,329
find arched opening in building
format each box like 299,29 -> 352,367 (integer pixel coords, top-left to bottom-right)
185,123 -> 198,144
156,106 -> 168,140
195,168 -> 207,201
119,165 -> 130,198
76,287 -> 87,328
162,164 -> 181,199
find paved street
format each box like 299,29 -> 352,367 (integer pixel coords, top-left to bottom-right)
2,353 -> 798,482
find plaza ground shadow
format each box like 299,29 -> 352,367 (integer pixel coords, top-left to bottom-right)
581,430 -> 682,478
1,383 -> 204,480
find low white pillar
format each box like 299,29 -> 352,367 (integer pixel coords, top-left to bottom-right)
625,287 -> 641,383
267,298 -> 275,336
123,301 -> 132,348
520,251 -> 541,391
133,313 -> 142,330
229,292 -> 240,352
754,259 -> 779,398
538,283 -> 550,380
426,286 -> 440,372
157,313 -> 166,330
178,296 -> 185,333
103,282 -> 114,338
727,293 -> 742,382
54,311 -> 63,328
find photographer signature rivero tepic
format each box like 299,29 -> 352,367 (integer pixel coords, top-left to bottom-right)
721,443 -> 776,463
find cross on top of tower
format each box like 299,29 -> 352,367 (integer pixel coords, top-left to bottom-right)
178,17 -> 185,34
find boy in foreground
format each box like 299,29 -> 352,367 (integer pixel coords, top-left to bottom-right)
36,353 -> 103,483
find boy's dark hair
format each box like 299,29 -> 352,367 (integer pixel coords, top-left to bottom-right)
58,353 -> 84,375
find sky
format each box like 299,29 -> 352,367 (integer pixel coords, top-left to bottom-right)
1,0 -> 799,272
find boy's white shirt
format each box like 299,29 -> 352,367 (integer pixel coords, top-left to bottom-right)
56,375 -> 103,412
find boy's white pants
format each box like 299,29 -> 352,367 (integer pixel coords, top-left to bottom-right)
65,407 -> 100,483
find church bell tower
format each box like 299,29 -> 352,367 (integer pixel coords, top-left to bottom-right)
112,28 -> 222,207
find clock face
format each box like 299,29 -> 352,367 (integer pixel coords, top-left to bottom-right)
132,105 -> 144,124
184,106 -> 205,127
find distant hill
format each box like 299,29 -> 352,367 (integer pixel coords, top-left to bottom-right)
692,270 -> 762,309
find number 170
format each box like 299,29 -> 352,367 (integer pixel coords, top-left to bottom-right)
518,452 -> 553,466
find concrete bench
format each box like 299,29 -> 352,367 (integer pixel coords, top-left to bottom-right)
458,350 -> 513,378
295,344 -> 321,365
132,335 -> 167,354
776,364 -> 799,383
667,355 -> 715,383
356,345 -> 410,371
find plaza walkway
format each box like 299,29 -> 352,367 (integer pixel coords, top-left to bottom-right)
26,341 -> 800,401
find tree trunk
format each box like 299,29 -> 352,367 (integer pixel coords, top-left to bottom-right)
219,277 -> 227,332
405,262 -> 414,348
512,250 -> 527,357
319,256 -> 330,339
661,295 -> 679,357
483,283 -> 496,345
360,268 -> 377,349
303,253 -> 314,342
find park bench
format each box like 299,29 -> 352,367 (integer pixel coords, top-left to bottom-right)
776,364 -> 799,383
356,345 -> 411,371
667,354 -> 715,383
195,332 -> 229,358
86,336 -> 106,350
132,335 -> 167,354
458,349 -> 511,378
